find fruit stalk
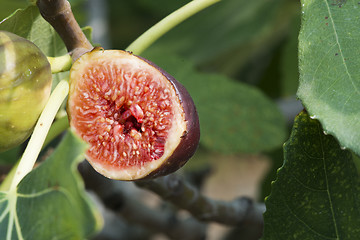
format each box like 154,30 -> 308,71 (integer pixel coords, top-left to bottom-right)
36,0 -> 93,60
9,80 -> 70,190
47,54 -> 72,73
126,0 -> 221,55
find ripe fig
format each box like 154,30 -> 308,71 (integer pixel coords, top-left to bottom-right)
67,49 -> 200,180
0,31 -> 52,152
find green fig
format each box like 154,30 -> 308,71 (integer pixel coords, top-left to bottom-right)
0,31 -> 52,152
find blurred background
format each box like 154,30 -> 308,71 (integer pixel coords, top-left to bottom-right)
0,0 -> 303,239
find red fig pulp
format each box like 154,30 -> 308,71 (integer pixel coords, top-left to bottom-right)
67,49 -> 199,180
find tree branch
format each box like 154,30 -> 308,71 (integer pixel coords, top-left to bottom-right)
135,174 -> 265,227
79,162 -> 206,240
36,0 -> 93,60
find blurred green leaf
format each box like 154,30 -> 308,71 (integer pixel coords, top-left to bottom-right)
280,14 -> 300,97
136,0 -> 190,17
0,0 -> 28,21
190,73 -> 286,153
257,11 -> 300,99
0,147 -> 21,165
145,0 -> 298,77
263,111 -> 360,239
298,0 -> 360,155
0,131 -> 102,239
145,51 -> 286,153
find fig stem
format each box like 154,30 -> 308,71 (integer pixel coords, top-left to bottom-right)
9,80 -> 69,191
126,0 -> 221,55
36,0 -> 93,61
47,54 -> 72,73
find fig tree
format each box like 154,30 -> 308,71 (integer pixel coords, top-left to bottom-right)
0,31 -> 52,152
67,49 -> 200,180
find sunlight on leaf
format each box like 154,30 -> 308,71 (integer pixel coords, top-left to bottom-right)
0,131 -> 102,239
263,111 -> 360,239
298,0 -> 360,155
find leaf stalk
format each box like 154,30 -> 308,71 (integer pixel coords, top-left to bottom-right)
9,80 -> 69,190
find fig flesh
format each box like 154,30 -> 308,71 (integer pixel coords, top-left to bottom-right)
67,49 -> 200,180
0,31 -> 52,152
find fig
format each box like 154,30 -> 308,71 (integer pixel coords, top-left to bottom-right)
0,31 -> 52,152
67,49 -> 200,180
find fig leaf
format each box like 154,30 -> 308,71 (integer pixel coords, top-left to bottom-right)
0,6 -> 64,57
144,51 -> 286,153
298,0 -> 360,155
0,131 -> 102,239
263,111 -> 360,239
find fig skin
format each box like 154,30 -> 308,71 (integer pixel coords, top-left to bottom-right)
67,49 -> 200,180
136,55 -> 200,178
0,31 -> 52,152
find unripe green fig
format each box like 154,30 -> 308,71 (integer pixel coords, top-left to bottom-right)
0,31 -> 52,152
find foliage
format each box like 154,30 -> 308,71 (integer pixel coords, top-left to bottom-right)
0,131 -> 101,239
0,0 -> 359,239
263,111 -> 360,239
298,0 -> 360,155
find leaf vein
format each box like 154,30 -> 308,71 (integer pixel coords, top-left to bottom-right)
317,122 -> 339,239
324,0 -> 360,96
290,173 -> 327,192
281,188 -> 338,240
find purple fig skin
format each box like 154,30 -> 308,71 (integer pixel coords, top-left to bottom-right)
136,54 -> 200,178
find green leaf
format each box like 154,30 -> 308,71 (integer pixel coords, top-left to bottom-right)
0,0 -> 28,22
263,111 -> 360,239
144,51 -> 287,153
145,0 -> 298,77
280,14 -> 300,97
0,6 -> 92,58
190,73 -> 286,153
0,131 -> 102,239
136,0 -> 189,17
0,147 -> 21,165
0,6 -> 66,57
298,0 -> 360,155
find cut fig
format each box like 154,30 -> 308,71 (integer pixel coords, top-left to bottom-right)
67,49 -> 200,180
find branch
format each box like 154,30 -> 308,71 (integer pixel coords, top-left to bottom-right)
79,162 -> 206,240
36,0 -> 93,60
89,191 -> 151,240
135,174 -> 265,227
